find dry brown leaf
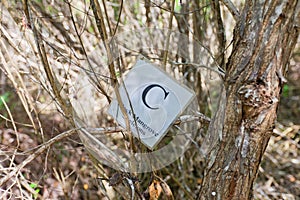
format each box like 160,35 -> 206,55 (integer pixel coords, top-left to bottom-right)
287,174 -> 296,183
83,183 -> 89,190
149,180 -> 162,200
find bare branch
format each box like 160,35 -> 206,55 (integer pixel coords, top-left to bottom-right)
67,1 -> 111,103
212,0 -> 226,68
170,61 -> 225,77
23,0 -> 74,125
220,0 -> 240,21
90,0 -> 137,152
162,0 -> 176,70
86,113 -> 211,135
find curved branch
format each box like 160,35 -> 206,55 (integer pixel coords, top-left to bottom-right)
220,0 -> 240,21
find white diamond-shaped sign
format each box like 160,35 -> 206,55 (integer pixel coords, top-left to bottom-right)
108,59 -> 195,149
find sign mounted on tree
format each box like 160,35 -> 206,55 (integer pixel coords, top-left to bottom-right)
108,58 -> 195,149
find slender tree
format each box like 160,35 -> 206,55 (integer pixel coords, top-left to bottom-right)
198,0 -> 299,199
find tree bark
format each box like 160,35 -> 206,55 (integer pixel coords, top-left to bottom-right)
198,0 -> 299,199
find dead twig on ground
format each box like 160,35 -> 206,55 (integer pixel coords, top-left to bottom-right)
0,128 -> 77,187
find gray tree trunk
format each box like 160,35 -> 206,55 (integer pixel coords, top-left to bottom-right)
198,0 -> 299,199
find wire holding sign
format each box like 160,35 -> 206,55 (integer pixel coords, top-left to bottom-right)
108,58 -> 195,149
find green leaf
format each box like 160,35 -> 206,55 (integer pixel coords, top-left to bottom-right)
282,84 -> 289,97
34,188 -> 40,199
0,92 -> 10,109
175,0 -> 181,12
115,71 -> 120,78
30,182 -> 38,189
29,183 -> 40,199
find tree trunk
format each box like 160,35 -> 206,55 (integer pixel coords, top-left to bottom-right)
198,0 -> 299,199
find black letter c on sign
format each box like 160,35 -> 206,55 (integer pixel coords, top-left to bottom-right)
142,84 -> 169,110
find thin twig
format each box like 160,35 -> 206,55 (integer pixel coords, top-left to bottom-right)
145,0 -> 151,26
151,1 -> 210,15
0,96 -> 19,147
0,96 -> 20,175
24,0 -> 74,125
170,61 -> 225,77
220,0 -> 240,21
111,0 -> 123,37
212,0 -> 226,69
0,113 -> 33,127
101,0 -> 112,34
18,172 -> 43,199
159,168 -> 195,199
86,113 -> 210,135
0,129 -> 77,187
163,0 -> 176,70
90,0 -> 136,153
67,1 -> 111,103
0,27 -> 41,136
